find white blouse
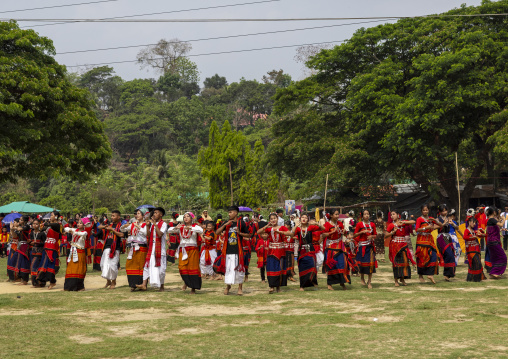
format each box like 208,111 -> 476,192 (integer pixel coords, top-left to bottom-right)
64,227 -> 87,249
127,222 -> 148,245
168,224 -> 203,247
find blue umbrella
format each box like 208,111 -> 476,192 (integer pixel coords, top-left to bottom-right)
2,213 -> 22,224
238,206 -> 252,212
136,204 -> 155,210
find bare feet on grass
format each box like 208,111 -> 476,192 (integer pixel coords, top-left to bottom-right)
327,285 -> 334,291
224,285 -> 231,295
419,275 -> 425,283
104,280 -> 111,289
48,283 -> 56,290
427,276 -> 436,284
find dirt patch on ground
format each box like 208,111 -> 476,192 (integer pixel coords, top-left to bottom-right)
178,304 -> 283,317
352,314 -> 402,323
0,309 -> 41,316
69,334 -> 103,344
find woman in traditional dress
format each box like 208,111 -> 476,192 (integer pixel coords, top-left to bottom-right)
169,212 -> 204,294
321,210 -> 351,290
12,216 -> 31,285
415,204 -> 443,284
200,221 -> 217,280
37,211 -> 63,290
289,213 -> 322,290
485,207 -> 507,279
353,209 -> 378,289
385,211 -> 416,287
63,218 -> 89,291
436,205 -> 457,281
447,209 -> 463,265
374,211 -> 386,261
257,213 -> 290,293
29,219 -> 46,287
6,219 -> 20,282
125,209 -> 149,291
463,216 -> 486,282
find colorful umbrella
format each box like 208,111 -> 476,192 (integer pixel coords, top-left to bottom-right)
2,213 -> 22,224
238,206 -> 252,212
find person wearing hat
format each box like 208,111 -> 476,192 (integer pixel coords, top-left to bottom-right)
215,205 -> 252,295
137,207 -> 168,291
166,212 -> 180,265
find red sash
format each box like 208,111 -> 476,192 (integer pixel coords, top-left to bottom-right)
145,220 -> 164,267
107,222 -> 122,258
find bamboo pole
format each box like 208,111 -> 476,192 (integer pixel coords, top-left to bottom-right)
455,152 -> 461,221
229,162 -> 234,206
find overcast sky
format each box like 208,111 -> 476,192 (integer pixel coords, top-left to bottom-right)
7,0 -> 484,85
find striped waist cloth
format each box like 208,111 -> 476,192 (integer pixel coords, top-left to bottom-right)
269,243 -> 285,249
358,240 -> 371,246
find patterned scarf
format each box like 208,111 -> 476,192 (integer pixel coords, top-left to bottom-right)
145,220 -> 164,267
108,222 -> 122,258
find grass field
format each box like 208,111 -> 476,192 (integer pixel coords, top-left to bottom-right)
1,248 -> 508,359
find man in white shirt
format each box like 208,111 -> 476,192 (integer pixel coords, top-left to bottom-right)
276,209 -> 285,226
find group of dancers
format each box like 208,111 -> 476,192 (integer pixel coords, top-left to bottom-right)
2,203 -> 507,294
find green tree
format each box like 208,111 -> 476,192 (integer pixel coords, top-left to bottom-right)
199,121 -> 278,208
203,74 -> 228,89
0,21 -> 112,183
262,69 -> 292,88
271,0 -> 508,216
78,66 -> 123,116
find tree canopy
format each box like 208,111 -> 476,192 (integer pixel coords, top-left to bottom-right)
0,21 -> 112,183
269,0 -> 508,213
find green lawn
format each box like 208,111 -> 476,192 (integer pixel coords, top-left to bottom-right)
0,249 -> 507,359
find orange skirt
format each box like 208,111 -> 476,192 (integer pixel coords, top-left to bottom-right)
126,247 -> 148,277
178,247 -> 201,290
65,249 -> 87,280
